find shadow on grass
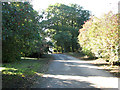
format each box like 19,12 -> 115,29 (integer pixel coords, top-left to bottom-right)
2,74 -> 31,88
2,54 -> 53,88
2,62 -> 37,88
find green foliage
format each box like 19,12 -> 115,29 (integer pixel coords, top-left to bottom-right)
78,12 -> 119,63
41,3 -> 90,52
2,2 -> 49,63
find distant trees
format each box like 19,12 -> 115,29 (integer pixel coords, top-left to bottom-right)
78,12 -> 119,63
2,2 -> 50,63
41,3 -> 90,52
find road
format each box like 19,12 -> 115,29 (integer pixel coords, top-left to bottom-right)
32,54 -> 118,88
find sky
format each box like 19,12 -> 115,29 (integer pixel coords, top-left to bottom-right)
31,0 -> 119,17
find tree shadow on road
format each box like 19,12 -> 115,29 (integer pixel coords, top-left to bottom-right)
37,76 -> 99,88
33,54 -> 118,88
47,59 -> 116,77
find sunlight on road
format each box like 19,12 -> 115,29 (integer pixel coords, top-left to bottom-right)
54,60 -> 90,63
42,74 -> 118,88
54,59 -> 103,69
35,54 -> 119,88
65,64 -> 103,69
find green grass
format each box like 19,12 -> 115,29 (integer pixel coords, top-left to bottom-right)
2,54 -> 53,88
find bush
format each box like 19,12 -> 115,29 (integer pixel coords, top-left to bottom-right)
78,12 -> 119,63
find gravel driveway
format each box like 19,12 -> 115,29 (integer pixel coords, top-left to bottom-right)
32,54 -> 118,89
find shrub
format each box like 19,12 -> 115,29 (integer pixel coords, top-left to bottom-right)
78,12 -> 119,63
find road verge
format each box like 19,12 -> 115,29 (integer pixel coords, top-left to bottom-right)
2,54 -> 53,88
65,52 -> 120,78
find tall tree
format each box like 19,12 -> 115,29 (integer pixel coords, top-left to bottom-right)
41,3 -> 90,52
2,2 -> 49,62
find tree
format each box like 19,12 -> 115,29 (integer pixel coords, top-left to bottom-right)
2,2 -> 49,62
41,3 -> 90,52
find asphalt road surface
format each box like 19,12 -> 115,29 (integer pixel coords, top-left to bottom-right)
32,54 -> 118,88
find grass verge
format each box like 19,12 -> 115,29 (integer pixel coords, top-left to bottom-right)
2,54 -> 53,88
65,52 -> 120,78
